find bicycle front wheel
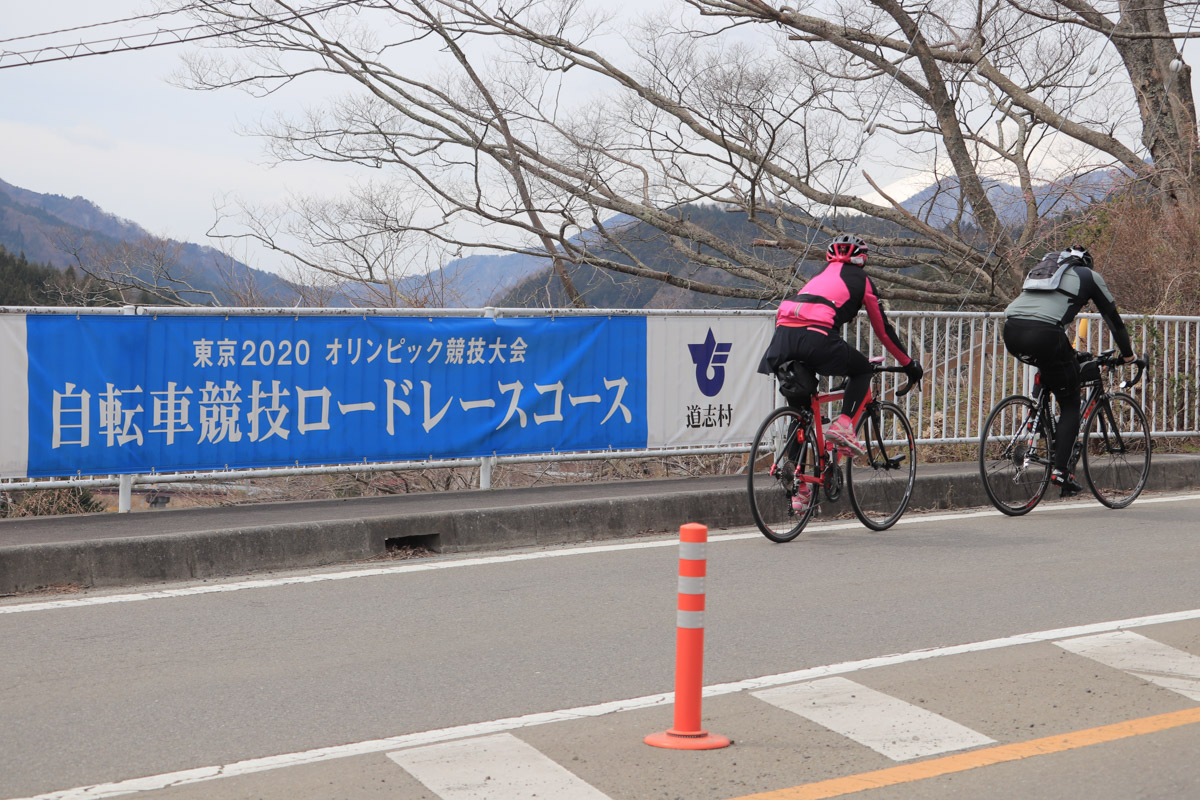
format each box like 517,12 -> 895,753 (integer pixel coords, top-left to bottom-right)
979,395 -> 1052,515
1082,392 -> 1151,509
846,401 -> 916,531
747,407 -> 820,543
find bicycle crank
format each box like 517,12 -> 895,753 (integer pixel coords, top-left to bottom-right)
824,461 -> 844,502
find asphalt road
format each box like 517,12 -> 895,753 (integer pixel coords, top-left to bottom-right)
3,491 -> 1200,800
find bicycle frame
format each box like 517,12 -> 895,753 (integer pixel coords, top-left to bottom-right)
807,384 -> 872,471
794,378 -> 910,500
766,384 -> 867,495
1023,373 -> 1122,474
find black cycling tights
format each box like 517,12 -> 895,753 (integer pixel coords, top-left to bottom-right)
778,330 -> 874,420
836,373 -> 873,420
1003,318 -> 1080,472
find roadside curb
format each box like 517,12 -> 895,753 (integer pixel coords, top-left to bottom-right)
2,455 -> 1198,594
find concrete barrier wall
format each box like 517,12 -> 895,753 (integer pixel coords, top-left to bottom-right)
2,455 -> 1198,594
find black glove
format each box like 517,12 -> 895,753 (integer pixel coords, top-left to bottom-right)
902,360 -> 924,384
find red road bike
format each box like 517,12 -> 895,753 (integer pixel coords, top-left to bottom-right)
747,359 -> 918,542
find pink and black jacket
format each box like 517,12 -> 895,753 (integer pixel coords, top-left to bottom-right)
775,260 -> 913,365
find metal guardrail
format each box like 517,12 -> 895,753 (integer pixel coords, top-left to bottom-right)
852,311 -> 1199,445
3,307 -> 1196,507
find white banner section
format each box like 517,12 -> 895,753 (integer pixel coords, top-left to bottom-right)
646,315 -> 775,448
0,314 -> 28,478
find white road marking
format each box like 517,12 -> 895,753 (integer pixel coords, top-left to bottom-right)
1056,630 -> 1200,701
4,491 -> 1199,616
753,677 -> 994,761
388,733 -> 612,800
11,606 -> 1200,800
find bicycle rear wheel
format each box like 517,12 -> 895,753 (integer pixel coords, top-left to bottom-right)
1082,392 -> 1151,509
846,401 -> 916,531
747,407 -> 820,542
979,395 -> 1051,515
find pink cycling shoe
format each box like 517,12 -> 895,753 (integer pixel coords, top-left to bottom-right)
825,416 -> 866,456
791,483 -> 812,513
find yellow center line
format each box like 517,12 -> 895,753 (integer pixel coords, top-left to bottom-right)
727,705 -> 1200,800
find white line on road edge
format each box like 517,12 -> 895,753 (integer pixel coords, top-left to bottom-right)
11,606 -> 1200,800
5,492 -> 1199,617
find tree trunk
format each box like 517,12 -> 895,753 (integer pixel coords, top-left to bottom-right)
1113,0 -> 1199,207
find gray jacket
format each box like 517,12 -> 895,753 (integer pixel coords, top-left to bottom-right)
1005,266 -> 1133,357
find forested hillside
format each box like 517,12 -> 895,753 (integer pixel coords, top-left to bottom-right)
497,205 -> 920,309
0,178 -> 298,306
0,246 -> 86,306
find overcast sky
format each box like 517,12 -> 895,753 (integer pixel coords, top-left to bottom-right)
3,2 -> 1197,278
0,1 -> 355,274
0,0 -> 897,277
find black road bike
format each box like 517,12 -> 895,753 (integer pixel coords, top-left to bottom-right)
979,350 -> 1150,515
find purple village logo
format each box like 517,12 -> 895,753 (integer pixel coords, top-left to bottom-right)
688,328 -> 732,397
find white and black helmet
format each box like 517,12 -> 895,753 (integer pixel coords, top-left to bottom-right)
1058,245 -> 1094,270
826,234 -> 869,267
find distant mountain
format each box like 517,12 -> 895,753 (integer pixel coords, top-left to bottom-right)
0,169 -> 1118,312
0,178 -> 299,306
493,206 -> 915,309
896,170 -> 1123,228
384,215 -> 654,308
0,177 -> 556,310
409,251 -> 551,308
489,172 -> 1125,309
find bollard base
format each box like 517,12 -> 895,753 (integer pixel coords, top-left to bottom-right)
644,729 -> 731,750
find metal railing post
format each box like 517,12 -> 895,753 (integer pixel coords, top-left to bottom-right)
119,304 -> 139,513
480,304 -> 498,491
118,474 -> 132,513
480,456 -> 494,490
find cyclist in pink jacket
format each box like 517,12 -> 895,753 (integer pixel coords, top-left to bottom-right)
758,234 -> 924,456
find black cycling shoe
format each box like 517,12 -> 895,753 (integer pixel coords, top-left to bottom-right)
1050,468 -> 1083,497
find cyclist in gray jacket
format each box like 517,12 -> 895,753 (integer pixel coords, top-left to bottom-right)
1003,245 -> 1136,495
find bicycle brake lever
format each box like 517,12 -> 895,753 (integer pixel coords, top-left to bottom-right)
1120,357 -> 1148,390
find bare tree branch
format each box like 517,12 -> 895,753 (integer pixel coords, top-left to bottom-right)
156,0 -> 1198,309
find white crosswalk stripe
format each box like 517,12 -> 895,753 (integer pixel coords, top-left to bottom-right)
388,733 -> 613,800
1056,630 -> 1200,701
752,676 -> 995,761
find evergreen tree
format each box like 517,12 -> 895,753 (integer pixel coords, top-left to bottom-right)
0,246 -> 83,306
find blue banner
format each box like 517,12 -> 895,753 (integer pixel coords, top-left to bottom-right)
25,315 -> 647,477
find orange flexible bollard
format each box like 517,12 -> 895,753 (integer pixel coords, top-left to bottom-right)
644,523 -> 731,750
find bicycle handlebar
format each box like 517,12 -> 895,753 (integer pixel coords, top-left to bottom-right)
874,364 -> 917,398
1089,349 -> 1148,390
828,364 -> 916,397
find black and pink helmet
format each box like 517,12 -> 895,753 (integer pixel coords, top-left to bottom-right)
826,234 -> 869,266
